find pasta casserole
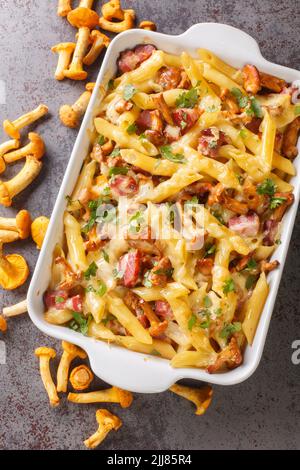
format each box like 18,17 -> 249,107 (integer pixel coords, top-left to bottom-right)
44,44 -> 300,373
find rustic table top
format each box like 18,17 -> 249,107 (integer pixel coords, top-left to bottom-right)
0,0 -> 299,450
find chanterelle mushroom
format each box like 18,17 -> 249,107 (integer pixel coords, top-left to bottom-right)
35,347 -> 60,407
139,20 -> 157,31
0,315 -> 7,332
69,364 -> 94,390
52,42 -> 76,80
57,0 -> 72,17
59,83 -> 95,128
3,104 -> 48,140
4,133 -> 45,163
3,299 -> 27,317
0,156 -> 42,207
101,0 -> 124,21
84,409 -> 122,449
169,383 -> 213,416
99,9 -> 135,33
0,243 -> 29,290
57,341 -> 87,393
68,385 -> 133,408
0,209 -> 31,239
83,30 -> 110,66
65,2 -> 99,80
31,216 -> 49,249
0,139 -> 20,175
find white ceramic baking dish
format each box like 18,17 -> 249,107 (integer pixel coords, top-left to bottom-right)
28,23 -> 300,393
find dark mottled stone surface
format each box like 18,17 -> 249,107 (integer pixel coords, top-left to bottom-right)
0,0 -> 299,450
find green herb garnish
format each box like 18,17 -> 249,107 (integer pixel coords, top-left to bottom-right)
126,122 -> 138,135
123,84 -> 137,101
204,295 -> 212,308
129,211 -> 145,234
295,105 -> 300,116
223,278 -> 235,295
245,274 -> 257,290
231,88 -> 249,108
270,196 -> 286,210
220,321 -> 242,340
84,261 -> 98,280
108,166 -> 128,177
175,87 -> 199,108
151,349 -> 162,357
97,134 -> 105,145
112,268 -> 124,279
69,312 -> 92,336
257,178 -> 276,196
109,147 -> 121,157
160,145 -> 185,163
204,244 -> 216,258
85,281 -> 107,297
55,296 -> 65,304
188,314 -> 197,330
246,258 -> 258,271
102,249 -> 109,263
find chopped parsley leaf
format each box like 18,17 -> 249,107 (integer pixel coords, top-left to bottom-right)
270,196 -> 286,210
257,178 -> 276,196
188,314 -> 197,330
113,268 -> 124,279
55,296 -> 65,304
246,258 -> 258,271
102,249 -> 109,263
175,87 -> 199,108
109,147 -> 121,157
97,134 -> 105,145
69,312 -> 92,336
123,84 -> 137,101
204,295 -> 212,308
160,145 -> 186,163
151,349 -> 162,356
223,278 -> 235,295
85,281 -> 107,297
231,88 -> 249,108
84,261 -> 98,280
108,166 -> 128,177
246,274 -> 257,290
220,321 -> 241,340
204,244 -> 216,258
126,122 -> 138,135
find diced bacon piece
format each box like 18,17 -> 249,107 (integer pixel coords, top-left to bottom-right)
109,175 -> 138,197
156,66 -> 182,90
65,295 -> 83,312
263,220 -> 279,246
117,50 -> 140,73
172,108 -> 199,133
164,124 -> 181,143
44,290 -> 68,310
144,130 -> 165,146
117,44 -> 156,74
136,110 -> 162,132
197,127 -> 228,158
44,291 -> 83,312
242,64 -> 261,95
245,117 -> 262,134
228,213 -> 260,237
155,300 -> 174,321
196,258 -> 213,276
134,44 -> 157,62
118,249 -> 141,287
